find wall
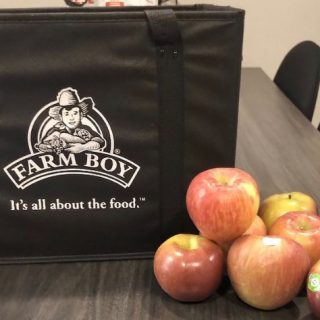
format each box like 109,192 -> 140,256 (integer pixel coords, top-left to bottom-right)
0,0 -> 65,7
1,0 -> 320,125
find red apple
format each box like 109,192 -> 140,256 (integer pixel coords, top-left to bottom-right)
186,167 -> 260,245
307,259 -> 320,318
269,212 -> 320,265
220,215 -> 267,256
153,234 -> 224,302
227,235 -> 310,310
243,215 -> 267,236
259,192 -> 317,230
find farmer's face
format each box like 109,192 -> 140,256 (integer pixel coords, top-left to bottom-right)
61,107 -> 82,129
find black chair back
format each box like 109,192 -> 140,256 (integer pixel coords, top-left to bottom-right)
274,41 -> 320,121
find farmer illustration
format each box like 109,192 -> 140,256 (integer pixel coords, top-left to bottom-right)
36,88 -> 106,154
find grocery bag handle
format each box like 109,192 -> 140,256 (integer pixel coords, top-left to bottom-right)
145,9 -> 181,46
145,9 -> 187,240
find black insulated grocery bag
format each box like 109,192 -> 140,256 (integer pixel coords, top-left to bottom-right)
0,4 -> 244,263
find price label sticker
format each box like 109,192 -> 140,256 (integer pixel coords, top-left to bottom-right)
308,274 -> 320,292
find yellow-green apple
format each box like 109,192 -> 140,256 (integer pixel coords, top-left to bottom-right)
259,192 -> 317,230
186,167 -> 260,245
227,235 -> 310,310
307,259 -> 320,318
269,212 -> 320,265
153,234 -> 224,302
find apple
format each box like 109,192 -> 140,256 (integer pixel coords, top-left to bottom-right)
220,215 -> 267,256
153,234 -> 224,302
186,167 -> 260,245
307,259 -> 320,318
243,215 -> 267,236
269,212 -> 320,265
227,235 -> 310,310
259,192 -> 317,230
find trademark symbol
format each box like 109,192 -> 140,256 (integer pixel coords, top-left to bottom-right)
114,148 -> 121,155
139,197 -> 146,202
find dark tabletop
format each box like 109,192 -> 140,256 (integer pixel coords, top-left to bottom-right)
0,68 -> 319,320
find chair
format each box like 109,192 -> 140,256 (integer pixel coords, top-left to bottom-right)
274,41 -> 320,121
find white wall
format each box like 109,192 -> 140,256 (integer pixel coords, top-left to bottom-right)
1,0 -> 320,125
0,0 -> 65,7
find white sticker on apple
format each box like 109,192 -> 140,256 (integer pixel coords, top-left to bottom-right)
262,237 -> 281,246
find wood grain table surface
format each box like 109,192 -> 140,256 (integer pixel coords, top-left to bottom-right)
0,68 -> 319,320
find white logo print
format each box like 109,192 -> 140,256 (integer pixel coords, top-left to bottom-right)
4,88 -> 140,189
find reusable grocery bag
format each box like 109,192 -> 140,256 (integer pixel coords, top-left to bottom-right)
0,5 -> 244,263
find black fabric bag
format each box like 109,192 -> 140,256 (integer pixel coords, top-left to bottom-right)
0,4 -> 244,263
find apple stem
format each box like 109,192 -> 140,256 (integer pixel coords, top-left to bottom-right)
288,194 -> 292,200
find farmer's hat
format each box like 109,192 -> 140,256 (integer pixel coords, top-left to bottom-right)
49,88 -> 94,121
